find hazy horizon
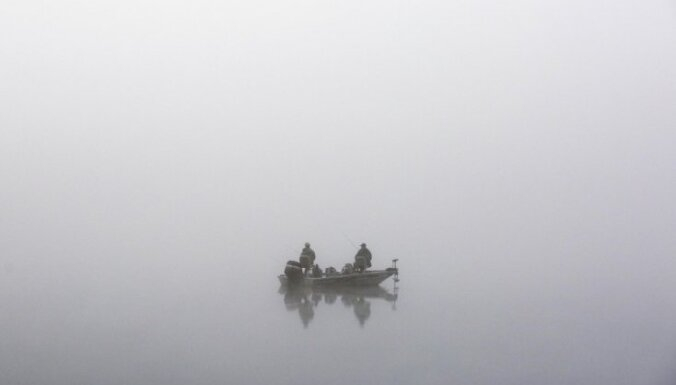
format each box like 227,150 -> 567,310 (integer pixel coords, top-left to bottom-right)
2,1 -> 675,384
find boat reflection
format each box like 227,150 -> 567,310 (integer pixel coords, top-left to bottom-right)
279,285 -> 398,328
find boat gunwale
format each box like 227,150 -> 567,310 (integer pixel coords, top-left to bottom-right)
278,269 -> 396,287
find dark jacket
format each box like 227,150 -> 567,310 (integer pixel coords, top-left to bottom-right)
355,247 -> 372,261
301,247 -> 316,262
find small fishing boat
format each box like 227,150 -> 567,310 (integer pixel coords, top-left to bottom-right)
279,259 -> 399,287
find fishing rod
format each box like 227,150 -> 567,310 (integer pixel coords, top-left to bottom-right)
340,231 -> 359,249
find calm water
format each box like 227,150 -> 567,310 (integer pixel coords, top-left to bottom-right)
1,255 -> 674,385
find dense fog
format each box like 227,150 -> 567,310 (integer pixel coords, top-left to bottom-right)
1,1 -> 675,384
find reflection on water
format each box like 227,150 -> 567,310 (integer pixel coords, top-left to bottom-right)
279,284 -> 398,328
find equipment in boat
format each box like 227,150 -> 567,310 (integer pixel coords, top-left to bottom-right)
280,259 -> 399,287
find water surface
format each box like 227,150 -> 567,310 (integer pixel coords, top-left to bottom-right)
2,256 -> 674,385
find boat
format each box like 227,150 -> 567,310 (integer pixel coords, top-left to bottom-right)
279,258 -> 399,287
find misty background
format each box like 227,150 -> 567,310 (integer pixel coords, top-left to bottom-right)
1,1 -> 675,384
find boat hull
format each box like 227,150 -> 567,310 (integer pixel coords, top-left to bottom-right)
278,269 -> 396,287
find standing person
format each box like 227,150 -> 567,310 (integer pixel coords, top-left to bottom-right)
300,242 -> 316,274
355,243 -> 372,268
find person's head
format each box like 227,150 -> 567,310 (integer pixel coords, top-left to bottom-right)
305,242 -> 310,247
360,243 -> 366,248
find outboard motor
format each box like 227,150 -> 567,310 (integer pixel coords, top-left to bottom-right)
284,260 -> 303,283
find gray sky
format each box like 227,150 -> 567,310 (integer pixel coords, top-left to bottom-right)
1,0 -> 675,291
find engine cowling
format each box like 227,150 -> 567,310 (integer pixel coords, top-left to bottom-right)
284,260 -> 303,282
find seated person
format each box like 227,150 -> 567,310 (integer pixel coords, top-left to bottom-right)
355,243 -> 372,268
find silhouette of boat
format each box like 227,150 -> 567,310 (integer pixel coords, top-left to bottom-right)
279,259 -> 399,287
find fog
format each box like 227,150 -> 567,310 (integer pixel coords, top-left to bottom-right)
1,1 -> 675,384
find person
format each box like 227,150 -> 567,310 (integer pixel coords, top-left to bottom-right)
299,242 -> 316,274
355,243 -> 372,268
301,242 -> 316,264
